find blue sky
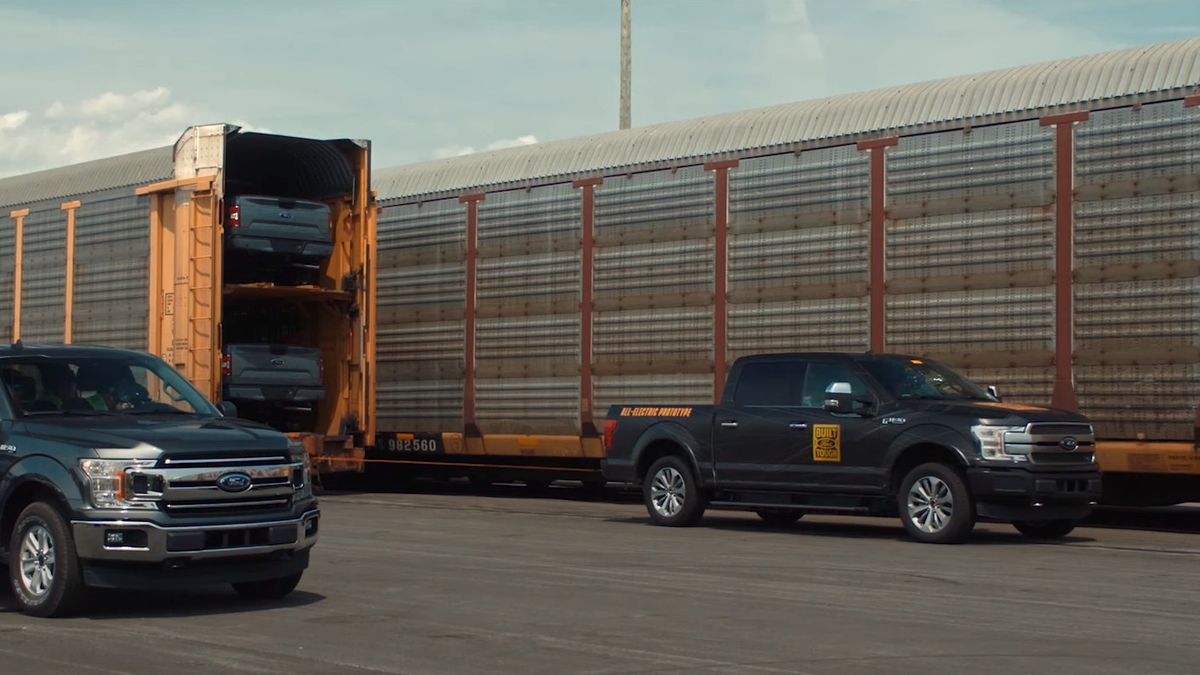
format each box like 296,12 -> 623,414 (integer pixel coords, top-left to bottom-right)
0,0 -> 1197,177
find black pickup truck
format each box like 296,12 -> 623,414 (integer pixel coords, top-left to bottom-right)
602,353 -> 1102,544
0,345 -> 319,616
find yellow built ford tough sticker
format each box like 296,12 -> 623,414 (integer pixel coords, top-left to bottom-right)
813,424 -> 842,463
619,407 -> 694,417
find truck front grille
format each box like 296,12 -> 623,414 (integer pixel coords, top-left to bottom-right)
1005,423 -> 1096,465
129,451 -> 299,517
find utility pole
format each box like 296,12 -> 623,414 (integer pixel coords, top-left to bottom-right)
620,0 -> 631,130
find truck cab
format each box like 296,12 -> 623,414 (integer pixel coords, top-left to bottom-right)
602,352 -> 1102,543
0,344 -> 319,616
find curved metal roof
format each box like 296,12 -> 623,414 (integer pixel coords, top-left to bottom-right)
0,146 -> 174,210
374,37 -> 1200,203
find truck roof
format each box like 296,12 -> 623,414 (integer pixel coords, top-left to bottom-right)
0,344 -> 151,360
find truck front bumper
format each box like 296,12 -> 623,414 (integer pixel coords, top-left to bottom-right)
72,508 -> 319,564
968,467 -> 1102,521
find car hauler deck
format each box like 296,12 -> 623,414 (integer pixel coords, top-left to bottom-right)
367,38 -> 1200,505
0,124 -> 376,472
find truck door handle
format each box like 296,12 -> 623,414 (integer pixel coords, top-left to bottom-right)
789,423 -> 808,430
720,421 -> 739,429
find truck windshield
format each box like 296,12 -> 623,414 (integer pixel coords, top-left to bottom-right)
860,358 -> 995,402
0,354 -> 218,418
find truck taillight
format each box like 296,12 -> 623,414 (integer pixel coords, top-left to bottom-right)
603,419 -> 618,450
221,353 -> 232,377
227,204 -> 241,229
319,356 -> 324,379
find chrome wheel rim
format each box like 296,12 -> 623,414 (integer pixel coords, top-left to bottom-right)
907,475 -> 953,534
19,525 -> 56,597
650,467 -> 686,517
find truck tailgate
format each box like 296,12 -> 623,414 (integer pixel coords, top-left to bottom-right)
233,196 -> 331,243
226,345 -> 322,387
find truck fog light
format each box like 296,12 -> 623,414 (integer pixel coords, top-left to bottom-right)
104,529 -> 148,548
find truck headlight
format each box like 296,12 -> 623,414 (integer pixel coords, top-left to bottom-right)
971,425 -> 1028,462
79,458 -> 158,510
289,441 -> 313,497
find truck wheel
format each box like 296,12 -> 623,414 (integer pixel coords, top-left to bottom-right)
233,572 -> 304,600
643,456 -> 705,527
755,510 -> 803,527
898,463 -> 975,544
1012,519 -> 1078,540
7,502 -> 86,617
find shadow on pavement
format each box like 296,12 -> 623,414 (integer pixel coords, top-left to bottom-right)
0,582 -> 325,619
604,513 -> 1099,546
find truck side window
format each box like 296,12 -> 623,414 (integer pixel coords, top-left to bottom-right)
734,362 -> 805,407
800,362 -> 869,409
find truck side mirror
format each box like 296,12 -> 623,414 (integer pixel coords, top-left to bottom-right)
218,401 -> 238,418
987,385 -> 1001,401
823,382 -> 854,414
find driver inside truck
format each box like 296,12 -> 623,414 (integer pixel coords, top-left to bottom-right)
76,361 -> 149,411
33,366 -> 89,412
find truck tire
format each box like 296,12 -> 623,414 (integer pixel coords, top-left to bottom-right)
7,501 -> 86,617
232,572 -> 304,600
755,510 -> 803,527
643,456 -> 705,527
1012,519 -> 1078,540
897,463 -> 975,544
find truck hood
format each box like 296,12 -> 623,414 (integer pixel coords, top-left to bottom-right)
18,415 -> 288,455
901,399 -> 1091,426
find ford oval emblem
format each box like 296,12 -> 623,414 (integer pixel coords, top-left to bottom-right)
217,472 -> 253,493
1059,437 -> 1079,451
271,358 -> 285,367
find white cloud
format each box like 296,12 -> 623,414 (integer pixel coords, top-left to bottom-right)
486,134 -> 538,151
433,144 -> 475,159
433,134 -> 539,159
79,87 -> 172,118
0,110 -> 30,131
0,87 -> 244,178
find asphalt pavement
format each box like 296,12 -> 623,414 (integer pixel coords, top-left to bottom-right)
2,484 -> 1199,674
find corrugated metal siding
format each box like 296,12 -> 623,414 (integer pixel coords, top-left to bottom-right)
594,167 -> 713,300
375,199 -> 466,432
593,167 -> 714,420
476,184 -> 580,434
727,145 -> 870,360
72,189 -> 150,349
18,202 -> 67,344
1074,100 -> 1200,439
0,217 -> 12,340
959,367 -> 1054,408
1076,364 -> 1200,441
1075,278 -> 1200,439
593,374 -> 712,419
883,120 -> 1058,405
886,287 -> 1056,353
728,298 -> 870,360
374,38 -> 1200,202
0,146 -> 173,210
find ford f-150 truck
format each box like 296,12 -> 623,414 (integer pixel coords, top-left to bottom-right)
224,194 -> 334,285
0,344 -> 319,616
602,353 -> 1102,544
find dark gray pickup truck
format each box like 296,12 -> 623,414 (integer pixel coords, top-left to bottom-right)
0,345 -> 319,616
224,194 -> 334,284
602,352 -> 1102,544
222,344 -> 325,406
